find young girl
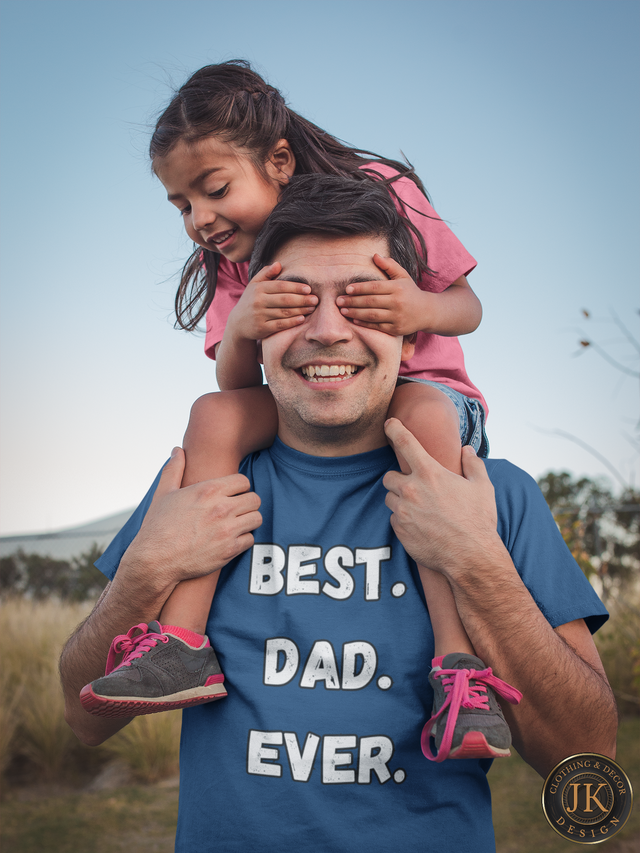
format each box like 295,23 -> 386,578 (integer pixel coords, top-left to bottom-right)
81,61 -> 521,761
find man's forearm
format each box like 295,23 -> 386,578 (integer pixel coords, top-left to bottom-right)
60,449 -> 263,746
445,538 -> 617,776
60,564 -> 176,745
382,423 -> 617,777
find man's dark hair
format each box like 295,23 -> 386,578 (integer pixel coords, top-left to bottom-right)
249,174 -> 421,281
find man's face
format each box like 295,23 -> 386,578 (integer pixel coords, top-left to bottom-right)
261,234 -> 415,456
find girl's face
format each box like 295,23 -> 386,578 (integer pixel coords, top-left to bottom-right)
156,137 -> 295,264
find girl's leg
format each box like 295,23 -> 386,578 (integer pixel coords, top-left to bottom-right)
388,383 -> 521,762
159,386 -> 278,632
387,382 -> 474,657
81,387 -> 279,717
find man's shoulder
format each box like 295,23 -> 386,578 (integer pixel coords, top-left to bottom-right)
483,457 -> 538,490
482,458 -> 549,519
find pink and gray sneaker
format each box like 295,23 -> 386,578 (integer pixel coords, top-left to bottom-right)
80,621 -> 227,718
422,652 -> 522,762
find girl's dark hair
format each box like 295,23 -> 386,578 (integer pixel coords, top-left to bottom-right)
249,174 -> 420,283
150,60 -> 433,330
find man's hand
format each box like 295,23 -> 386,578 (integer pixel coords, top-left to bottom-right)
60,447 -> 263,746
382,418 -> 501,573
227,262 -> 318,342
120,447 -> 263,592
383,419 -> 617,775
335,254 -> 428,336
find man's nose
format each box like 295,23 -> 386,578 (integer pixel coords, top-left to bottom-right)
304,296 -> 354,346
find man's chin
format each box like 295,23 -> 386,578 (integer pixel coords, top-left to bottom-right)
278,408 -> 388,454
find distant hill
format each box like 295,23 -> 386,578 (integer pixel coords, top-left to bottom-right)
0,510 -> 134,561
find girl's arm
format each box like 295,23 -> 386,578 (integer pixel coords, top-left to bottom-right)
215,335 -> 263,391
336,255 -> 482,337
215,262 -> 318,391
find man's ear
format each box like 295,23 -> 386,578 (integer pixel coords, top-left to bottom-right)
266,139 -> 296,185
401,334 -> 416,363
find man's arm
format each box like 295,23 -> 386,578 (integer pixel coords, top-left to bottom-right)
60,447 -> 262,745
382,419 -> 617,778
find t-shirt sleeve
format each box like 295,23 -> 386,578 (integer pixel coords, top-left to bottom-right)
94,466 -> 165,581
361,162 -> 477,292
94,456 -> 256,582
487,459 -> 608,633
204,259 -> 250,361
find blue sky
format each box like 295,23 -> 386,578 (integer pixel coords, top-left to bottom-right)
1,0 -> 638,534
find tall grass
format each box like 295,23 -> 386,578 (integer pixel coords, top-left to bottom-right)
0,597 -> 90,782
594,593 -> 640,716
0,670 -> 22,778
106,711 -> 181,783
0,598 -> 181,787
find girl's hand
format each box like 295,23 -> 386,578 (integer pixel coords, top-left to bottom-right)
230,262 -> 318,341
336,254 -> 428,336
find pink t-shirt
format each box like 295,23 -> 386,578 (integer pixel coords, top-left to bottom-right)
204,163 -> 486,415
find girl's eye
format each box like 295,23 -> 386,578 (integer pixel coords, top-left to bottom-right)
208,184 -> 229,199
179,205 -> 191,217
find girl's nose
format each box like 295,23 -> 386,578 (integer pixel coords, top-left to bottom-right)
191,202 -> 216,232
304,297 -> 353,347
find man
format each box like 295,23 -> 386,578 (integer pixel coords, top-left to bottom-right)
61,175 -> 616,853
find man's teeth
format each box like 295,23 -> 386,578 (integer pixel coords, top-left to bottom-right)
301,365 -> 358,382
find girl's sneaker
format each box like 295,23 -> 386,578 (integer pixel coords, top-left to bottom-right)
80,622 -> 227,717
421,653 -> 522,761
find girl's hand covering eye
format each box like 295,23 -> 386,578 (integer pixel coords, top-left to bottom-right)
335,254 -> 427,336
228,262 -> 318,341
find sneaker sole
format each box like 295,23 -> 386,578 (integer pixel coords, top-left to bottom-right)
80,680 -> 228,718
447,731 -> 511,760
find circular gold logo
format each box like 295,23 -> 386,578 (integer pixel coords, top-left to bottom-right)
542,754 -> 633,844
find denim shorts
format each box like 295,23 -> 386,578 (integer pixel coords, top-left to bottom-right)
396,377 -> 490,458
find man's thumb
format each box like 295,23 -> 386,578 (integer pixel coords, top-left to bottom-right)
154,447 -> 185,497
461,445 -> 487,482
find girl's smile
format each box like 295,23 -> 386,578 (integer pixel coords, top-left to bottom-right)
156,136 -> 295,264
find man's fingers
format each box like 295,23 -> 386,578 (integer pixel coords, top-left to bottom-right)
238,510 -> 263,535
213,472 -> 255,498
383,417 -> 433,474
153,447 -> 186,499
230,490 -> 262,518
461,445 -> 491,485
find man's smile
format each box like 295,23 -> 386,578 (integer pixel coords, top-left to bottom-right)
300,363 -> 360,383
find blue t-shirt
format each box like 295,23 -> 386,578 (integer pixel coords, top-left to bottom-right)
98,440 -> 607,853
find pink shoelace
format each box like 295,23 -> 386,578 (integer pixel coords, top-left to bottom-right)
104,623 -> 168,676
422,666 -> 522,762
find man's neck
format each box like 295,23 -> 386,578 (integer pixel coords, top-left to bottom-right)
276,420 -> 389,458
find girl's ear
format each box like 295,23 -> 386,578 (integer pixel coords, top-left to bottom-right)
266,139 -> 296,184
